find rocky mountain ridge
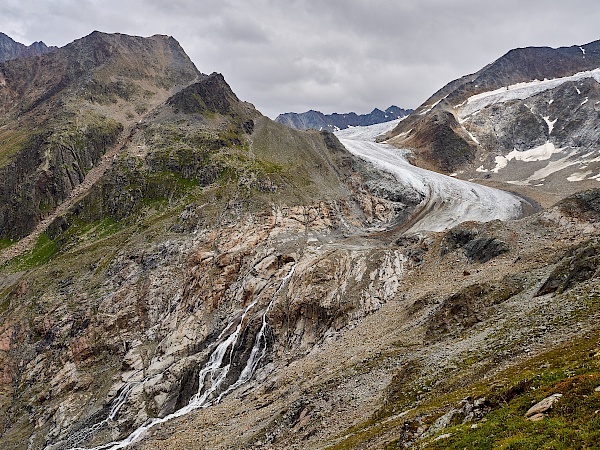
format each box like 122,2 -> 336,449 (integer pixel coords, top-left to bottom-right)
275,105 -> 412,131
384,39 -> 600,205
0,31 -> 201,241
0,32 -> 56,62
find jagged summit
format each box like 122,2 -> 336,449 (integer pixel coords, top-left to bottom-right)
0,30 -> 201,118
0,32 -> 56,62
275,105 -> 411,131
0,31 -> 202,240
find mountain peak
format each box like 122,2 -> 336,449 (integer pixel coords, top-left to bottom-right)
0,31 -> 201,119
0,32 -> 56,62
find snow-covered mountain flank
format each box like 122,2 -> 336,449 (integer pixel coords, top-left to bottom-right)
385,39 -> 600,206
0,32 -> 599,450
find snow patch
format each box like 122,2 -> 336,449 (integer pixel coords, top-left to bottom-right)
542,116 -> 557,134
548,99 -> 554,105
526,151 -> 580,182
580,46 -> 586,55
567,171 -> 593,182
465,129 -> 480,145
481,142 -> 564,175
505,142 -> 563,163
458,68 -> 600,120
581,97 -> 589,106
576,86 -> 581,95
419,96 -> 445,115
491,155 -> 509,173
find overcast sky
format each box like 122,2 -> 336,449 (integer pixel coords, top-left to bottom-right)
1,0 -> 599,118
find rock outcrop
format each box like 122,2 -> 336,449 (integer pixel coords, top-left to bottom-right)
0,32 -> 56,62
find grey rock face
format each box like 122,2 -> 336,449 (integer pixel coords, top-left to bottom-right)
463,237 -> 510,264
0,32 -> 56,62
386,38 -> 600,189
440,228 -> 510,263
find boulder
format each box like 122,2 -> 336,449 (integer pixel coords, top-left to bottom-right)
525,393 -> 562,419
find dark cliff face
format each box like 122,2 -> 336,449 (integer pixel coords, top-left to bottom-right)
386,39 -> 600,179
275,105 -> 412,131
0,32 -> 56,63
0,118 -> 123,240
168,72 -> 247,116
0,32 -> 202,240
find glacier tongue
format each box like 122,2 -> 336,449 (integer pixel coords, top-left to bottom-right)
336,121 -> 524,232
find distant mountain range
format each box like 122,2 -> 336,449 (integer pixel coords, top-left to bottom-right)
275,105 -> 412,131
0,32 -> 56,62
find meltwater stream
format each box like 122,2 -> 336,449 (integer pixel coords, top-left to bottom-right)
62,378 -> 146,449
70,265 -> 296,450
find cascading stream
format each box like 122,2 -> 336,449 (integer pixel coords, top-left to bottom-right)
55,378 -> 145,450
67,263 -> 295,450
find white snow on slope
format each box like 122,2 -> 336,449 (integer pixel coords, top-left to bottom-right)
568,171 -> 592,182
506,142 -> 563,162
542,116 -> 557,134
478,142 -> 565,175
458,68 -> 600,120
336,122 -> 523,233
465,129 -> 480,145
419,96 -> 446,115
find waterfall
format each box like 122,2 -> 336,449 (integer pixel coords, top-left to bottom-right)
55,378 -> 145,450
67,264 -> 295,450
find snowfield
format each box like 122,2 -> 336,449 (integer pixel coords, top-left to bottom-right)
457,68 -> 600,120
336,121 -> 524,233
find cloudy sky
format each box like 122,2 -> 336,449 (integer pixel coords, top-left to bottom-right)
1,0 -> 599,118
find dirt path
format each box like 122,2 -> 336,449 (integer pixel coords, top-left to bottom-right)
0,127 -> 133,265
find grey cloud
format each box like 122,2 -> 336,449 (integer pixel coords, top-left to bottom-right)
2,0 -> 599,118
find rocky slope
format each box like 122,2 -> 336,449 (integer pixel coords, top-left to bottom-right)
0,32 -> 422,450
134,191 -> 600,450
384,39 -> 600,204
0,32 -> 599,450
276,106 -> 412,131
0,32 -> 56,62
0,31 -> 201,241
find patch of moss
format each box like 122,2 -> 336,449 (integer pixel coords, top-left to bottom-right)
8,233 -> 58,271
391,332 -> 600,450
0,129 -> 28,168
421,376 -> 600,449
0,237 -> 14,250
